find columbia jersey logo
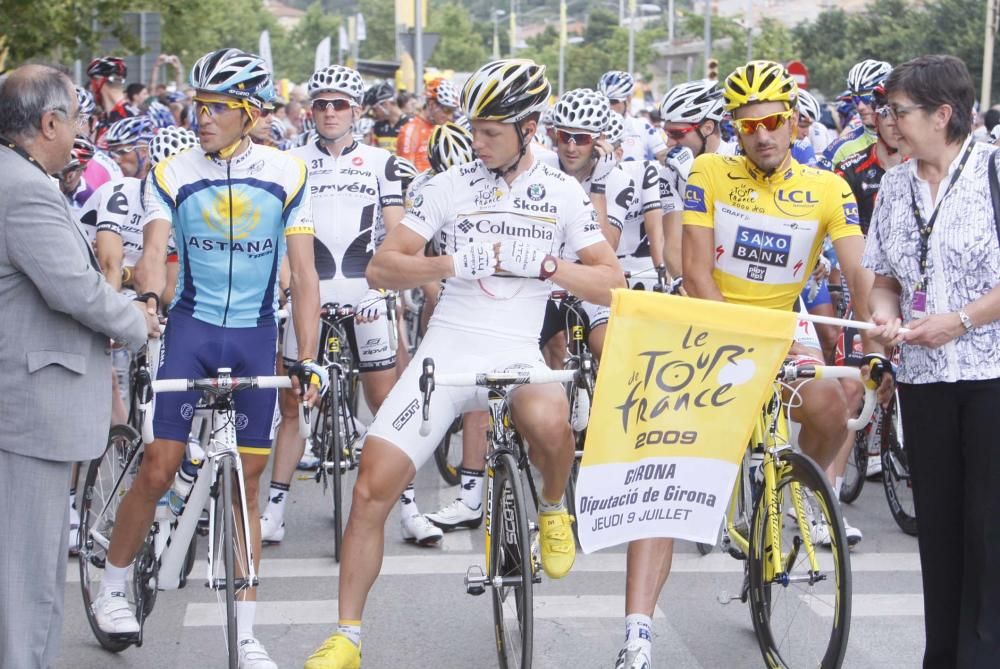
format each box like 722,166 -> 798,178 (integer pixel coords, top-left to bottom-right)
393,399 -> 420,430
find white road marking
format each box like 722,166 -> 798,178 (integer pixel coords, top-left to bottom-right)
801,593 -> 924,618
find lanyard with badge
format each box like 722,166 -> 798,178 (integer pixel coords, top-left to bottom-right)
908,141 -> 975,317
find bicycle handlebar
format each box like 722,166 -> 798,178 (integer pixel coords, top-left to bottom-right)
778,364 -> 877,431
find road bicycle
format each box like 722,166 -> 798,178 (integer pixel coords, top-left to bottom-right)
417,358 -> 582,669
710,363 -> 877,668
78,336 -> 306,667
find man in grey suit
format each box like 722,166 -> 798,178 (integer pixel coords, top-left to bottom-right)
0,64 -> 161,669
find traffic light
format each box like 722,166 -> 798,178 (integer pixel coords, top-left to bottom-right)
706,58 -> 719,80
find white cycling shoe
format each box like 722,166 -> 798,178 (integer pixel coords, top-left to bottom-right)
238,637 -> 278,669
93,589 -> 140,636
425,499 -> 483,531
401,514 -> 443,547
866,455 -> 883,478
260,513 -> 285,544
614,642 -> 652,669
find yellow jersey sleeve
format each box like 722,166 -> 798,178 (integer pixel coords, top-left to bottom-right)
681,153 -> 717,229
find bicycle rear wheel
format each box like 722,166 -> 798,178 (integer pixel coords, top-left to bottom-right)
839,427 -> 867,504
489,452 -> 534,669
748,451 -> 851,669
79,424 -> 145,652
881,397 -> 917,536
434,415 -> 463,486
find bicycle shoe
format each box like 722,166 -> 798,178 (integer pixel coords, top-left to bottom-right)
614,642 -> 652,669
400,514 -> 443,547
260,513 -> 285,544
304,634 -> 362,669
237,637 -> 278,669
538,509 -> 576,579
93,589 -> 140,636
425,498 -> 483,531
843,517 -> 863,548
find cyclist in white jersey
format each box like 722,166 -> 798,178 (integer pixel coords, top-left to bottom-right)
657,79 -> 736,279
304,58 -> 625,669
598,70 -> 668,163
260,65 -> 407,546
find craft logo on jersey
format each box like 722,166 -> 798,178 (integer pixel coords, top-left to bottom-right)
527,183 -> 545,201
733,226 -> 791,269
204,189 -> 260,240
774,189 -> 818,217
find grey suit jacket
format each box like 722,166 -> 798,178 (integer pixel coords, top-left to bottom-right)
0,145 -> 148,462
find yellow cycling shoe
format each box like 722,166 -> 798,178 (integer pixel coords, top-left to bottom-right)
538,509 -> 576,579
304,634 -> 362,669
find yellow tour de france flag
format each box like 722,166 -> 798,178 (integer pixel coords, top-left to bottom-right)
576,290 -> 797,553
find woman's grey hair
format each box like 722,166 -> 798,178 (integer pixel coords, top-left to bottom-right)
0,65 -> 76,139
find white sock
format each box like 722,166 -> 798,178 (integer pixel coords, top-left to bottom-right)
834,476 -> 844,498
539,496 -> 565,514
237,600 -> 256,640
458,468 -> 484,510
624,613 -> 653,654
265,481 -> 290,524
399,483 -> 419,518
101,562 -> 130,595
337,619 -> 362,646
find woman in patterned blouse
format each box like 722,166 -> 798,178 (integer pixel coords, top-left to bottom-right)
863,55 -> 1000,669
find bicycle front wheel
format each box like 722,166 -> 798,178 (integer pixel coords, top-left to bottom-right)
434,415 -> 463,486
881,396 -> 917,536
839,428 -> 867,504
214,455 -> 240,669
748,451 -> 851,669
489,452 -> 534,669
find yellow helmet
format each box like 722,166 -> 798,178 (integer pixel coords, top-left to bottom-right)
461,59 -> 551,124
723,60 -> 798,112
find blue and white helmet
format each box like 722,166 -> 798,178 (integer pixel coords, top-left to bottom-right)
659,79 -> 724,123
149,126 -> 198,164
76,86 -> 97,117
190,48 -> 275,108
846,59 -> 892,94
104,115 -> 156,146
598,70 -> 635,101
146,100 -> 176,128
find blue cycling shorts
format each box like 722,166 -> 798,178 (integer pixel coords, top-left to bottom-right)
801,280 -> 832,310
152,311 -> 279,453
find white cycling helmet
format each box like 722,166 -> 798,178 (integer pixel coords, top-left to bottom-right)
846,59 -> 892,94
394,156 -> 419,182
352,116 -> 375,140
308,65 -> 365,102
659,79 -> 724,124
428,122 -> 475,173
604,111 -> 625,145
553,88 -> 610,134
427,78 -> 460,109
796,89 -> 822,123
598,70 -> 635,101
149,126 -> 198,165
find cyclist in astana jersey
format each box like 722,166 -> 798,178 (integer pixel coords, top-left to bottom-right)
364,79 -> 410,153
537,88 -> 633,364
606,111 -> 666,287
834,84 -> 905,235
304,58 -> 625,669
820,59 -> 892,169
598,70 -> 668,163
396,78 -> 458,172
657,79 -> 737,278
260,64 -> 413,546
93,49 -> 322,669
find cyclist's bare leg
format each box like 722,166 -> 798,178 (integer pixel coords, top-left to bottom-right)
269,387 -> 306,488
625,538 -> 674,615
236,451 -> 268,601
510,384 -> 573,503
542,330 -> 567,370
110,371 -> 127,426
786,378 -> 849,470
394,305 -> 411,371
828,378 -> 864,487
339,436 -> 415,620
360,367 -> 395,415
462,411 -> 489,469
808,302 -> 839,364
105,438 -> 186,568
588,323 -> 606,363
418,281 -> 440,338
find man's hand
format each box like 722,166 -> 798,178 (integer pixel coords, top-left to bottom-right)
664,145 -> 695,182
860,353 -> 895,407
901,312 -> 965,349
497,240 -> 548,278
590,144 -> 617,187
451,241 -> 497,280
812,255 -> 832,282
355,288 -> 387,324
290,358 -> 328,406
131,300 -> 161,339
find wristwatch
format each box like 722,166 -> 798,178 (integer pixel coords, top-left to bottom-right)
958,310 -> 974,332
539,255 -> 559,280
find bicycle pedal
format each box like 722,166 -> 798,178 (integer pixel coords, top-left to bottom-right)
726,546 -> 747,561
465,566 -> 487,596
716,590 -> 742,605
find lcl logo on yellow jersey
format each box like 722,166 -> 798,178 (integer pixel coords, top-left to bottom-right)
203,189 -> 262,240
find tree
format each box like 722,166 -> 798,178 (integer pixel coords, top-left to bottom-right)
271,3 -> 341,83
156,0 -> 277,73
359,0 -> 395,61
427,1 -> 489,71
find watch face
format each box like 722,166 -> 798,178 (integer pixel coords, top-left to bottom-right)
543,258 -> 557,274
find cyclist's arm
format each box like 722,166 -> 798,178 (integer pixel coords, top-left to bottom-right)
681,225 -> 724,301
550,241 -> 625,307
136,218 -> 170,300
286,233 -> 320,362
834,233 -> 882,353
662,210 -> 683,277
589,192 -> 621,249
383,204 -> 404,235
870,274 -> 902,318
367,225 -> 454,290
643,207 -> 665,272
163,258 -> 178,307
95,231 -> 124,291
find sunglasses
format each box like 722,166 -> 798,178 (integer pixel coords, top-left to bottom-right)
108,145 -> 138,158
312,98 -> 356,113
851,92 -> 878,107
733,110 -> 793,135
876,103 -> 923,121
557,130 -> 597,146
665,124 -> 699,140
194,98 -> 245,118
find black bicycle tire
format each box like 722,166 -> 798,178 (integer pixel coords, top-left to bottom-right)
490,452 -> 533,669
564,456 -> 581,547
881,399 -> 918,536
79,424 -> 143,653
839,429 -> 867,504
329,375 -> 344,563
220,456 -> 239,669
747,451 -> 851,669
434,416 -> 463,486
179,531 -> 197,588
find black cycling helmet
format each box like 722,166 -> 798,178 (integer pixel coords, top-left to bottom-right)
364,80 -> 396,108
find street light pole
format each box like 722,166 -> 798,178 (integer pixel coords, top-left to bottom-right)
983,0 -> 997,108
493,9 -> 501,60
703,0 -> 712,76
627,0 -> 636,75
